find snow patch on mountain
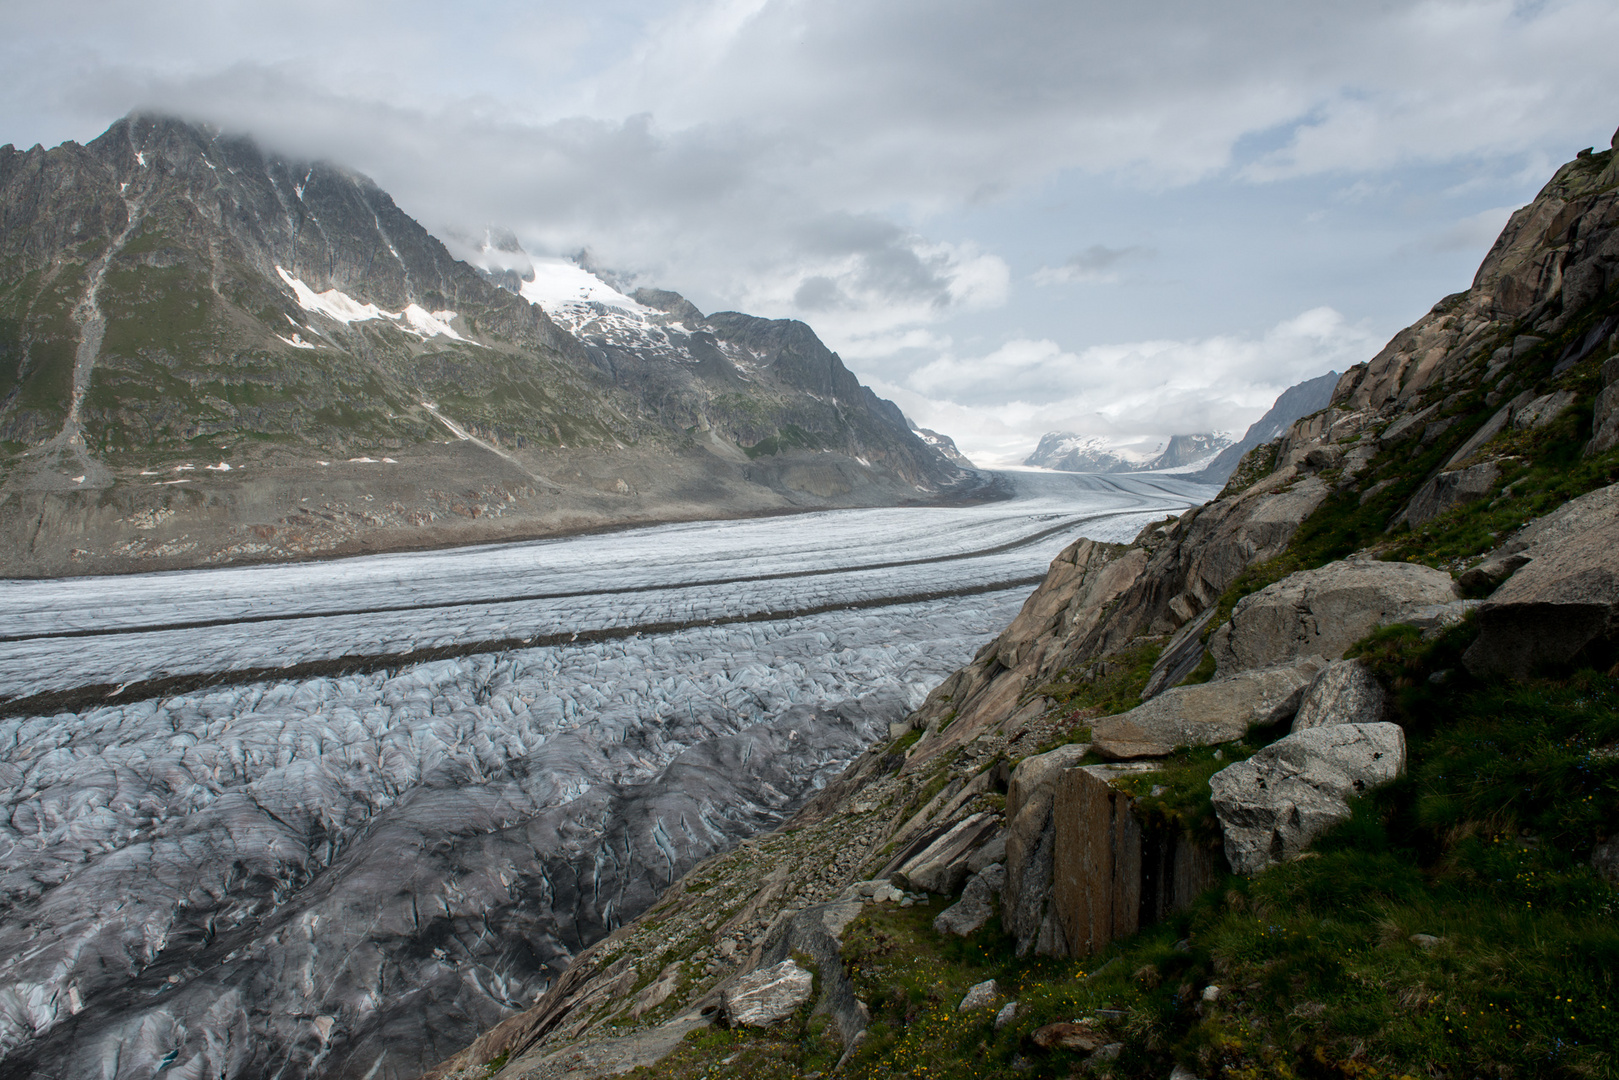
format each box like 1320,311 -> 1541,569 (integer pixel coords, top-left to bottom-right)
274,267 -> 475,344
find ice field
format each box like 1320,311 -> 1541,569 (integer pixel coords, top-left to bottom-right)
0,470 -> 1213,1079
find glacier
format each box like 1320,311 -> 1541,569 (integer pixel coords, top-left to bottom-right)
0,470 -> 1213,1079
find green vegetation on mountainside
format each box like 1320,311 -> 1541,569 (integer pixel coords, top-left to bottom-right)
630,618 -> 1619,1080
612,258 -> 1619,1080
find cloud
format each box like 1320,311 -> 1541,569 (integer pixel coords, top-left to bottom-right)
1032,245 -> 1152,285
1,0 -> 1613,454
885,307 -> 1378,466
1422,205 -> 1520,254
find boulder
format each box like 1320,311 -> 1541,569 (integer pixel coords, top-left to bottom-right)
1513,482 -> 1619,551
1394,460 -> 1502,530
1031,1022 -> 1103,1052
957,979 -> 1000,1012
891,812 -> 1000,894
1592,837 -> 1619,888
1460,484 -> 1619,593
1210,560 -> 1458,674
720,959 -> 814,1028
1210,723 -> 1406,876
1090,658 -> 1326,759
1588,357 -> 1619,454
1512,389 -> 1576,430
752,900 -> 868,1045
1290,660 -> 1386,732
1002,743 -> 1092,956
933,863 -> 1005,936
1051,766 -> 1222,958
1464,516 -> 1619,677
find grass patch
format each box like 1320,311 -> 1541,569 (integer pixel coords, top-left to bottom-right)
1037,641 -> 1164,719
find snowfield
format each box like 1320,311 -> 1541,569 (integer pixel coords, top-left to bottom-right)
0,471 -> 1212,1080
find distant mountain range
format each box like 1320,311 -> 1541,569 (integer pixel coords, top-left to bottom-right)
1023,371 -> 1341,484
1025,431 -> 1233,474
0,114 -> 979,575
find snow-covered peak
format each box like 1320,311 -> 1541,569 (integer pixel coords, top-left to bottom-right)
514,257 -> 721,359
520,257 -> 649,314
1025,430 -> 1232,474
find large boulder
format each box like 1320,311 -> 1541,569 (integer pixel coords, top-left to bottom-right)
1459,483 -> 1619,594
1463,516 -> 1619,678
720,959 -> 815,1028
1290,659 -> 1385,732
750,900 -> 869,1045
1210,723 -> 1406,876
1210,559 -> 1458,674
1051,766 -> 1221,957
1001,744 -> 1092,956
1089,657 -> 1326,759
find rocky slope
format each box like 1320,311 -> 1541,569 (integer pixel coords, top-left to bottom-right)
421,128 -> 1619,1080
0,114 -> 976,577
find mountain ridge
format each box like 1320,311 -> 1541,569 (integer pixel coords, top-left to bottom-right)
0,113 -> 982,578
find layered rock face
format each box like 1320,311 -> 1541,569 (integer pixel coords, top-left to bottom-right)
0,115 -> 972,576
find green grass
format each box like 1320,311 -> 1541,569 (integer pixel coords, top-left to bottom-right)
744,423 -> 824,459
1036,641 -> 1164,720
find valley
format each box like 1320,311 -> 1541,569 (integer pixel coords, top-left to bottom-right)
0,470 -> 1211,1080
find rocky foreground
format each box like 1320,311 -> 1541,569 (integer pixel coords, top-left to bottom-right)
422,131 -> 1619,1079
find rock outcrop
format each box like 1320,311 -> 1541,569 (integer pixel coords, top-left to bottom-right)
1090,658 -> 1325,759
1464,516 -> 1619,677
1051,766 -> 1222,957
1210,724 -> 1407,876
933,863 -> 1005,936
1395,460 -> 1503,530
720,960 -> 815,1028
1211,560 -> 1458,673
421,132 -> 1619,1080
1002,743 -> 1093,956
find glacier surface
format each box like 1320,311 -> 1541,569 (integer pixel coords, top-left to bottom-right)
0,471 -> 1212,1079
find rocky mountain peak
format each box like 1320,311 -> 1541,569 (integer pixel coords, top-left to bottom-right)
0,112 -> 980,577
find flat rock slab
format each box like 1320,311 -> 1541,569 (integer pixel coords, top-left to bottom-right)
1211,559 -> 1457,674
1210,723 -> 1406,876
720,960 -> 814,1028
1031,1022 -> 1103,1052
1091,658 -> 1326,759
1464,516 -> 1619,677
893,812 -> 1000,894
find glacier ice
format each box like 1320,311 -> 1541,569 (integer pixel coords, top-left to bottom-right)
0,471 -> 1213,1079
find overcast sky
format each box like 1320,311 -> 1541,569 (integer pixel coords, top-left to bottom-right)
5,1 -> 1616,464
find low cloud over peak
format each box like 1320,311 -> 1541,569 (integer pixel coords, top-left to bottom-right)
4,0 -> 1613,459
